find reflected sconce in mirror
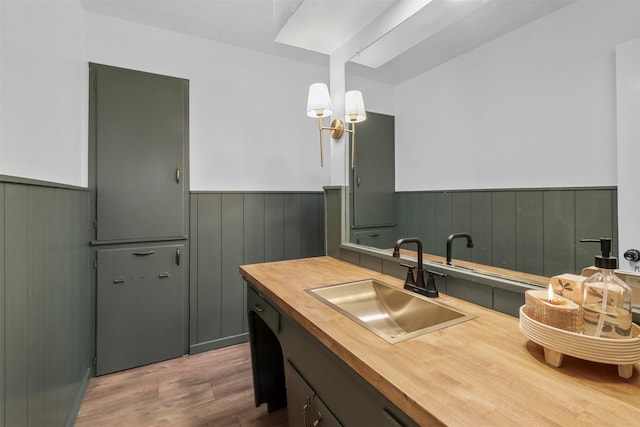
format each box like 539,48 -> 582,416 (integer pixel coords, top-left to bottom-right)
345,90 -> 366,169
306,83 -> 344,167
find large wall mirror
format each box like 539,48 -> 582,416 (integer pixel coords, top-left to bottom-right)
342,0 -> 639,286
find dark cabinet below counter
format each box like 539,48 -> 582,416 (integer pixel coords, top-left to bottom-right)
247,285 -> 418,427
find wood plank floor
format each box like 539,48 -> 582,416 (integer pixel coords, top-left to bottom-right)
75,342 -> 288,426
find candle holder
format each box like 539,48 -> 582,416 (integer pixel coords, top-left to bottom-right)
519,306 -> 640,379
524,289 -> 581,333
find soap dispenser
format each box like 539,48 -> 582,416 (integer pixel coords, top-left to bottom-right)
580,238 -> 632,339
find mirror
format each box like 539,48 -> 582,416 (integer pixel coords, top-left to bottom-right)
343,0 -> 636,285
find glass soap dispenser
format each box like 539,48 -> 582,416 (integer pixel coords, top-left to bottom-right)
580,238 -> 633,339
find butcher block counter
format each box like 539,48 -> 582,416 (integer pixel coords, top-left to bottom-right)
239,256 -> 640,426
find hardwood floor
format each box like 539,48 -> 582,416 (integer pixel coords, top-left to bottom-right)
75,342 -> 288,427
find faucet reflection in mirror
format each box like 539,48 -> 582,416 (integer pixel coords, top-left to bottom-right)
306,84 -> 366,167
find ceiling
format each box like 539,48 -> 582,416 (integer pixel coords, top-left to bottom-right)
81,0 -> 575,84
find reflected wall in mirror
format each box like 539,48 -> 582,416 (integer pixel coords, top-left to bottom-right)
345,0 -> 639,284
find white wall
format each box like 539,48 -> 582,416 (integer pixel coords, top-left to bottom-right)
0,0 -> 86,187
616,38 -> 640,272
347,74 -> 396,116
85,12 -> 331,192
396,0 -> 640,191
0,3 -> 331,191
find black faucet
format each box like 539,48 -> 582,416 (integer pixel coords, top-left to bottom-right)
446,233 -> 474,265
392,237 -> 439,298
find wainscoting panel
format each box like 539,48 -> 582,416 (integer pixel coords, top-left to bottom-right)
543,191 -> 576,276
575,190 -> 615,271
396,188 -> 617,277
491,191 -> 517,271
434,192 -> 452,257
515,191 -> 544,275
469,192 -> 492,265
189,192 -> 324,354
419,193 -> 436,255
0,180 -> 90,427
0,183 -> 4,426
452,193 -> 472,262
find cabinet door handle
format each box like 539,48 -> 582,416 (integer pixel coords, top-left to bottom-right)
356,175 -> 361,187
303,397 -> 311,427
253,304 -> 264,313
134,250 -> 155,256
312,411 -> 322,427
176,167 -> 181,183
176,248 -> 181,265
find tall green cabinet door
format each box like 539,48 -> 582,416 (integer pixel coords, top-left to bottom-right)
96,245 -> 185,375
94,65 -> 187,241
90,64 -> 189,376
351,111 -> 395,228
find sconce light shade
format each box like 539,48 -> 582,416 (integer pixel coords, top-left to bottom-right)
306,83 -> 333,118
345,90 -> 366,123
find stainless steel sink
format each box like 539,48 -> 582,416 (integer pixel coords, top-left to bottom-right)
307,279 -> 476,344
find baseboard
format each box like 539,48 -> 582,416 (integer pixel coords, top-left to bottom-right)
65,367 -> 92,427
189,333 -> 249,354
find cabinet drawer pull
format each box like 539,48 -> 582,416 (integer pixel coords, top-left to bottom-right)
113,276 -> 125,284
134,250 -> 155,256
253,304 -> 264,313
159,272 -> 170,278
368,233 -> 379,237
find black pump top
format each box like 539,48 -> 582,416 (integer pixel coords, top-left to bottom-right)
580,238 -> 618,269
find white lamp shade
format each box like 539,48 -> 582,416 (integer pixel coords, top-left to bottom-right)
345,90 -> 366,123
306,83 -> 333,118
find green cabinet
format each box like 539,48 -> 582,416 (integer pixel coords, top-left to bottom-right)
351,112 -> 395,248
92,64 -> 188,242
351,227 -> 395,249
96,244 -> 185,375
285,361 -> 342,427
247,283 -> 419,427
90,63 -> 189,374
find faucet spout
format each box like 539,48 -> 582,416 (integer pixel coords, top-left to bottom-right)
393,237 -> 439,297
393,237 -> 425,287
446,233 -> 474,265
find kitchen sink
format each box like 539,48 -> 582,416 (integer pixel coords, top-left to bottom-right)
307,279 -> 476,344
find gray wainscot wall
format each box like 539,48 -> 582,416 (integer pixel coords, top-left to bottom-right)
0,182 -> 327,426
0,176 -> 91,427
325,186 -> 627,320
189,192 -> 325,354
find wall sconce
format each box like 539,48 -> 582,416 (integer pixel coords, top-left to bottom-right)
306,83 -> 344,167
306,84 -> 366,168
345,90 -> 366,169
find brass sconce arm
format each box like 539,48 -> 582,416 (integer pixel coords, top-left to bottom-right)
316,117 -> 345,167
347,123 -> 356,170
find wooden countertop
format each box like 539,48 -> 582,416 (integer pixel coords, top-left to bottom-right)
240,257 -> 640,426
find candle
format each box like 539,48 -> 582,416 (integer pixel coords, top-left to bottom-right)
524,285 -> 581,332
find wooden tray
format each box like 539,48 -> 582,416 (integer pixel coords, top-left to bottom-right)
519,305 -> 640,379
